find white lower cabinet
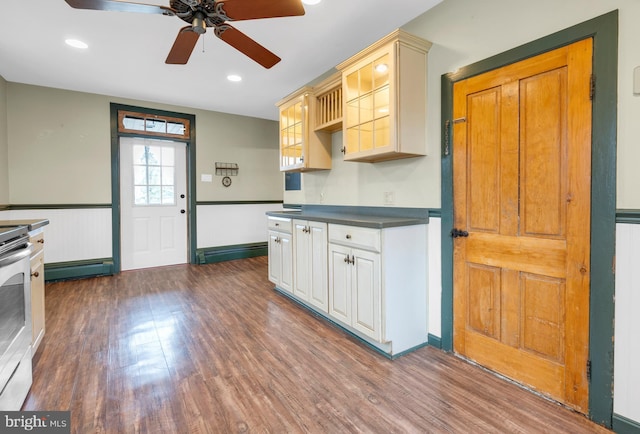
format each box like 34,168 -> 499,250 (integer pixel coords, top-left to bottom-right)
329,243 -> 381,340
328,223 -> 428,356
293,220 -> 328,312
268,214 -> 428,357
268,217 -> 293,293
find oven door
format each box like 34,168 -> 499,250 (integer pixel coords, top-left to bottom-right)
0,247 -> 33,411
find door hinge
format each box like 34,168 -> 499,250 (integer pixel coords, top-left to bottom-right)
586,359 -> 592,381
443,120 -> 451,157
590,75 -> 596,100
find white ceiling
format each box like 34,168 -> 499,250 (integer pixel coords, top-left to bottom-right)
0,0 -> 441,121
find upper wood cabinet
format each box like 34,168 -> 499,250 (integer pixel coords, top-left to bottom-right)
337,29 -> 432,163
277,87 -> 332,172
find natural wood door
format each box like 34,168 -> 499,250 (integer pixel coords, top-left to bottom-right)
452,39 -> 592,413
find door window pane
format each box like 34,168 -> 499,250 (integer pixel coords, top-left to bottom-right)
132,144 -> 176,206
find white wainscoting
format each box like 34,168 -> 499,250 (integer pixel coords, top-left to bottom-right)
428,217 -> 442,338
614,223 -> 640,423
197,203 -> 283,248
1,204 -> 283,263
1,208 -> 112,263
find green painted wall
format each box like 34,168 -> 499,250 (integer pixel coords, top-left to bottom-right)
5,83 -> 281,205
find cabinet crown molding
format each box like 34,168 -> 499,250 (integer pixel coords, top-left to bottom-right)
336,28 -> 432,72
276,86 -> 314,108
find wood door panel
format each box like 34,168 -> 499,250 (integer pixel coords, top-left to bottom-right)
468,88 -> 502,233
453,38 -> 592,413
466,264 -> 502,340
521,273 -> 565,362
466,233 -> 566,279
464,331 -> 565,401
520,68 -> 568,239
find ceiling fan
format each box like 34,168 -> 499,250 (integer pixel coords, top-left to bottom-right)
64,0 -> 306,68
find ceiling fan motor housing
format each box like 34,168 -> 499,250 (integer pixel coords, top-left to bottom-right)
172,0 -> 228,28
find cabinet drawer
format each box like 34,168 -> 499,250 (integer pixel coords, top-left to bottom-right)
328,224 -> 380,252
29,231 -> 45,257
268,217 -> 292,233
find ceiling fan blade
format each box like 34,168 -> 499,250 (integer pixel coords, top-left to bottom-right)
166,27 -> 200,64
65,0 -> 174,15
216,0 -> 305,21
215,25 -> 281,69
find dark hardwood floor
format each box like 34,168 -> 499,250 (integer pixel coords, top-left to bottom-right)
23,256 -> 610,433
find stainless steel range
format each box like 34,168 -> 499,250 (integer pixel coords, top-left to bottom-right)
0,225 -> 33,410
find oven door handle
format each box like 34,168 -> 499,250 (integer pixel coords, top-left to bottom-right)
0,246 -> 32,268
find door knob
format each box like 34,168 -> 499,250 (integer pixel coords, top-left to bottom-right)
180,194 -> 185,199
180,209 -> 186,214
450,228 -> 469,238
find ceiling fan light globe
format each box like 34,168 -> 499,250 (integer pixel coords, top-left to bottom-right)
192,11 -> 206,34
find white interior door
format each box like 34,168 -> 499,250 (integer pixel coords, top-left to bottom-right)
120,137 -> 188,271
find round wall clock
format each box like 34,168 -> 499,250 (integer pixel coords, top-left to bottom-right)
222,176 -> 232,187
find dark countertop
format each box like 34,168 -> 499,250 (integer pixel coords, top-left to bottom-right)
0,219 -> 50,232
266,205 -> 429,229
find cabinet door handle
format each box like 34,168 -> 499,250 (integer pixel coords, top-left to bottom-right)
37,239 -> 45,244
340,146 -> 346,154
350,255 -> 355,265
346,234 -> 352,239
31,271 -> 40,278
344,255 -> 349,263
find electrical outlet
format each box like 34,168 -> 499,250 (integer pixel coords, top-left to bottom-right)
383,191 -> 395,205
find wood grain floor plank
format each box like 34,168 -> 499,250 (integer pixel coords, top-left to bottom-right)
23,257 -> 610,433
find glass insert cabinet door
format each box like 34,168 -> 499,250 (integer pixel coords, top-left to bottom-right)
344,53 -> 391,155
132,144 -> 176,206
280,97 -> 305,168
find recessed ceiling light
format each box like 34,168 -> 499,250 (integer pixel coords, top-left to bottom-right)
65,39 -> 88,49
302,0 -> 322,4
227,74 -> 242,82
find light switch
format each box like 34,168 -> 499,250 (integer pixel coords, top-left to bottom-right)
201,174 -> 213,182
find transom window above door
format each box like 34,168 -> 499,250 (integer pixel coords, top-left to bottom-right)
132,144 -> 176,206
118,110 -> 190,139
